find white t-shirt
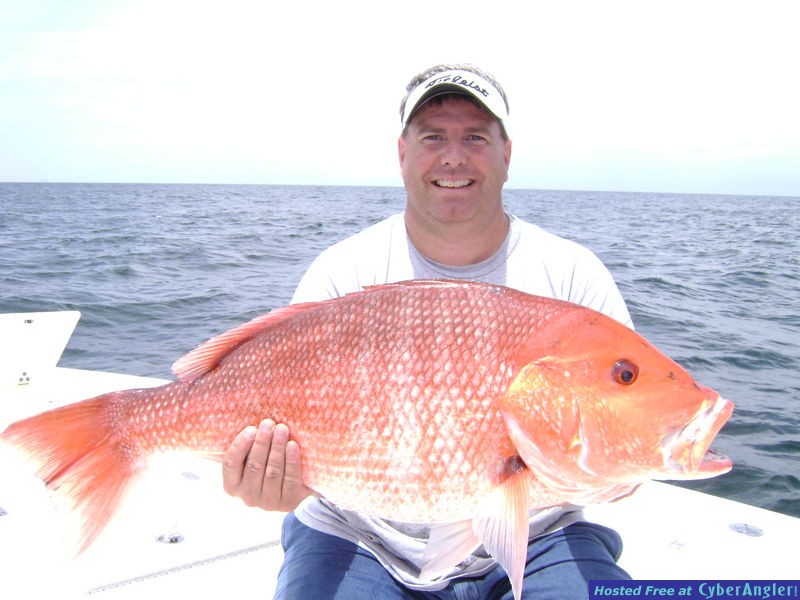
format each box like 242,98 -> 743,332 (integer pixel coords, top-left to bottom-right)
290,212 -> 632,591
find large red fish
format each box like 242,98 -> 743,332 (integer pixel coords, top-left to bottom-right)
0,280 -> 733,600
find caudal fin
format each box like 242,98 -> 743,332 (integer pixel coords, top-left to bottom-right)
0,393 -> 143,551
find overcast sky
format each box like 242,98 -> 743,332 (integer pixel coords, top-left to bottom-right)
1,0 -> 798,196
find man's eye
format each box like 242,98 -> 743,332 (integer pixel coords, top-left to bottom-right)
466,135 -> 488,144
422,134 -> 444,142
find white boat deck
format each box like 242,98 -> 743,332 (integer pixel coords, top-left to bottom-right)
1,312 -> 798,598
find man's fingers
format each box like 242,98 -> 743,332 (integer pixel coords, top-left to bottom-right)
222,424 -> 257,493
220,419 -> 310,511
222,419 -> 278,506
282,440 -> 313,506
245,419 -> 277,473
263,423 -> 290,486
283,440 -> 303,485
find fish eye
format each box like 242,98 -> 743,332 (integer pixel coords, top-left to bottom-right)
613,359 -> 639,385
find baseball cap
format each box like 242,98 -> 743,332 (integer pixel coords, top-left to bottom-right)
401,69 -> 509,131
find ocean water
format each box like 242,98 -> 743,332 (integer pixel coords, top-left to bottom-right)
1,182 -> 798,518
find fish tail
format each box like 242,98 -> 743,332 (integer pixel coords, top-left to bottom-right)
1,393 -> 144,551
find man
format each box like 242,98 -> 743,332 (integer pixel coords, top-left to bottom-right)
223,64 -> 633,598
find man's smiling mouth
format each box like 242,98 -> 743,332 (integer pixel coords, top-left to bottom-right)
434,179 -> 473,188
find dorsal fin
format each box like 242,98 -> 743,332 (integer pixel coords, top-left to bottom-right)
362,279 -> 467,293
171,301 -> 321,381
171,280 -> 472,382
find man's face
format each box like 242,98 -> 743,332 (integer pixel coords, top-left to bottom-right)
398,95 -> 512,227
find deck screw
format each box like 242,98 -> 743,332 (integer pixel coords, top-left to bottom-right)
729,522 -> 763,537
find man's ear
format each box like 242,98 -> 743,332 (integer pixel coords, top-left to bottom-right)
398,135 -> 407,169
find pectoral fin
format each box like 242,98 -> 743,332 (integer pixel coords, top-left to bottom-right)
419,467 -> 531,600
473,467 -> 531,600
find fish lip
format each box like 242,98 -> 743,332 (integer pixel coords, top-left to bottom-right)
661,395 -> 734,478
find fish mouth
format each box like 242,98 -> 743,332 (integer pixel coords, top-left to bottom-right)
660,394 -> 734,479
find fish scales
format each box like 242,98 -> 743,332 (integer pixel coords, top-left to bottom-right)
116,281 -> 539,522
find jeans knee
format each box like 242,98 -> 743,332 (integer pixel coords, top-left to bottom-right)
567,522 -> 625,561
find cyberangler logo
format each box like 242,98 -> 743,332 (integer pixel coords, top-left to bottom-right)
424,74 -> 490,98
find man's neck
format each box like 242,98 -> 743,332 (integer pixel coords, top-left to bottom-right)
404,211 -> 510,267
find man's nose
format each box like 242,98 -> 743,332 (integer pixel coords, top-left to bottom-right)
440,141 -> 467,167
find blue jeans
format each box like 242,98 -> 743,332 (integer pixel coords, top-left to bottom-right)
274,513 -> 630,599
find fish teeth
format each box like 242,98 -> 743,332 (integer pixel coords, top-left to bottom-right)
660,395 -> 730,474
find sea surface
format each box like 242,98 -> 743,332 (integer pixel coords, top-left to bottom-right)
1,182 -> 798,518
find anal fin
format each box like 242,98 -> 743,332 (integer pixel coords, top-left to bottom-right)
419,520 -> 480,582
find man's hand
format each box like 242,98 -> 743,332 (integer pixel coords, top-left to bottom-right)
222,419 -> 312,512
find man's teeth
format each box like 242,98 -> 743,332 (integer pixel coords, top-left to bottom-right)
435,180 -> 472,188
